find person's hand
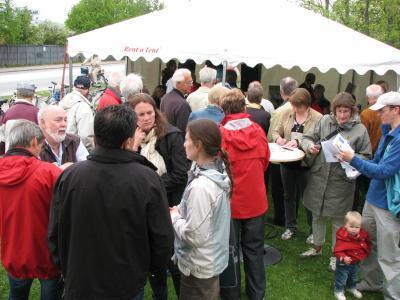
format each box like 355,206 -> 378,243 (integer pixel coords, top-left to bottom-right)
338,149 -> 355,162
169,206 -> 178,214
132,127 -> 146,151
309,143 -> 321,155
285,140 -> 298,148
343,256 -> 352,265
276,137 -> 287,146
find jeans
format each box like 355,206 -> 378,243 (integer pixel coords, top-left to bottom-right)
132,288 -> 144,300
8,274 -> 62,300
231,215 -> 266,300
334,260 -> 359,293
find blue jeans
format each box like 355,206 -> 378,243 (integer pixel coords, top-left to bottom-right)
8,274 -> 62,300
334,260 -> 359,293
132,288 -> 144,300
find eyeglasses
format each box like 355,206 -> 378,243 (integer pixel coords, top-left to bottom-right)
182,80 -> 193,85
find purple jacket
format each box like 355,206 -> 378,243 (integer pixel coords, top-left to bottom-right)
2,101 -> 39,125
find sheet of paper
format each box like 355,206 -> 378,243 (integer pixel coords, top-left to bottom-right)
332,134 -> 353,152
321,140 -> 340,162
340,161 -> 361,179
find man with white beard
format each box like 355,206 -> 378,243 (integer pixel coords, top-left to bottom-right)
39,105 -> 88,168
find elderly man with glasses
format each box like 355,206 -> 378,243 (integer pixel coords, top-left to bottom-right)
339,91 -> 400,300
160,68 -> 192,133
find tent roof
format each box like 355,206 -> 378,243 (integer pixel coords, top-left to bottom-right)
67,0 -> 400,75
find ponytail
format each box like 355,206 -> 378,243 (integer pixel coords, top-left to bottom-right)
186,119 -> 234,198
220,148 -> 234,200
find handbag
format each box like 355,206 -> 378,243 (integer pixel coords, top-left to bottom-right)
219,220 -> 239,288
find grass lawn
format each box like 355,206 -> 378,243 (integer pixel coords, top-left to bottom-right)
0,194 -> 384,299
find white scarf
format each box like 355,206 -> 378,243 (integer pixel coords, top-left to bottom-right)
140,128 -> 167,176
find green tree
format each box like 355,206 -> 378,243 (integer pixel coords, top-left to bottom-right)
297,0 -> 400,49
34,20 -> 72,45
0,0 -> 37,44
65,0 -> 163,34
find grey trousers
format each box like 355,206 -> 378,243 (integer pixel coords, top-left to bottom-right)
180,274 -> 219,300
312,213 -> 343,252
359,202 -> 400,300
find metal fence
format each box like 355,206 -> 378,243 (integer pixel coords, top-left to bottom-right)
0,45 -> 84,66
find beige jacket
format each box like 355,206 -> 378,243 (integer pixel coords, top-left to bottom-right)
267,101 -> 292,142
272,108 -> 322,143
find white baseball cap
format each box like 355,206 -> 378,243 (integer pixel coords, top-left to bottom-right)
370,91 -> 400,111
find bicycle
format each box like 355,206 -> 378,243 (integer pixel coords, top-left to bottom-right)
80,66 -> 108,87
8,93 -> 17,107
88,84 -> 107,111
0,98 -> 7,123
45,81 -> 70,105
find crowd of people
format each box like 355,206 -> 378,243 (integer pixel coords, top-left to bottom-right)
0,62 -> 399,300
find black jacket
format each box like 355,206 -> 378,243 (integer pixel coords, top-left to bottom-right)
48,147 -> 174,300
246,106 -> 271,138
156,124 -> 188,206
160,89 -> 192,132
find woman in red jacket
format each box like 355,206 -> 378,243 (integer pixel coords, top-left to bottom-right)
333,211 -> 371,300
219,88 -> 270,300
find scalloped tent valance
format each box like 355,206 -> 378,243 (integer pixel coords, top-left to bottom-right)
67,0 -> 400,76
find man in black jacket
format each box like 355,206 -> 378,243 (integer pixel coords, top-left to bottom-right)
48,105 -> 174,300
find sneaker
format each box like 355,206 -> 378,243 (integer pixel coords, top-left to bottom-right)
300,247 -> 322,258
346,288 -> 362,298
306,234 -> 314,245
328,257 -> 336,272
281,229 -> 295,240
334,291 -> 346,300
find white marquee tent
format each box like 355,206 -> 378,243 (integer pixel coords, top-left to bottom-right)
67,0 -> 400,76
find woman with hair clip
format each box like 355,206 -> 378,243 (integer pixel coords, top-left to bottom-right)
127,93 -> 188,299
170,119 -> 233,300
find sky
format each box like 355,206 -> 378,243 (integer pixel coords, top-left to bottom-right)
13,0 -> 188,24
13,0 -> 80,23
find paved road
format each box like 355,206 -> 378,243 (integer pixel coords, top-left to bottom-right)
0,62 -> 125,97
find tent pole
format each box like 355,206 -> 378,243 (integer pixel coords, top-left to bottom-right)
369,70 -> 374,84
337,73 -> 342,93
222,60 -> 228,85
69,56 -> 73,92
397,74 -> 400,92
125,56 -> 129,75
61,44 -> 68,97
